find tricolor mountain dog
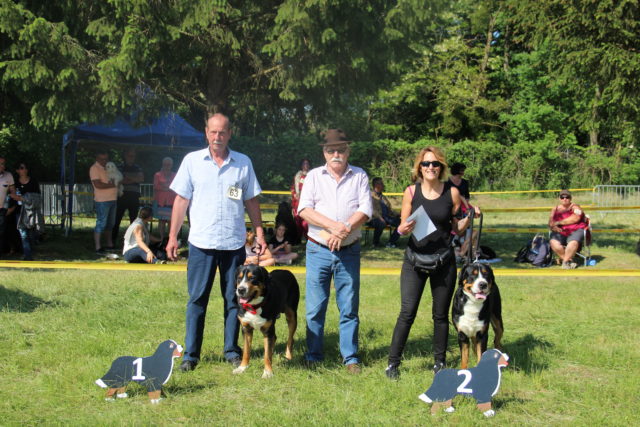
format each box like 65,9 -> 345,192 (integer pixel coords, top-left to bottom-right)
234,264 -> 300,378
452,262 -> 504,369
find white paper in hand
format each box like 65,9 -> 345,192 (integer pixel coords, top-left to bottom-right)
406,205 -> 438,240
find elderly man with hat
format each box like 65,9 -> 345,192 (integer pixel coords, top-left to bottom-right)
297,129 -> 372,374
548,189 -> 589,269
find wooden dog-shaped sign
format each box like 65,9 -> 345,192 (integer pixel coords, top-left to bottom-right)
95,340 -> 183,404
419,349 -> 509,417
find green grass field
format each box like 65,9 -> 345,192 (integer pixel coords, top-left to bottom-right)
1,269 -> 639,425
1,195 -> 639,424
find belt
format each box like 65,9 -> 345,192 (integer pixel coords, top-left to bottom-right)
307,235 -> 360,251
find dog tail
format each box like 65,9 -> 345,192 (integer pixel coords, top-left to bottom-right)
418,393 -> 433,404
95,378 -> 107,388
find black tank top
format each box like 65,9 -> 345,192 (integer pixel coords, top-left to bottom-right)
408,181 -> 454,254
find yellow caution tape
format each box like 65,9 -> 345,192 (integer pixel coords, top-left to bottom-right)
482,228 -> 640,234
2,261 -> 639,277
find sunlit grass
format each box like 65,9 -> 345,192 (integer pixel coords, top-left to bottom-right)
1,270 -> 638,425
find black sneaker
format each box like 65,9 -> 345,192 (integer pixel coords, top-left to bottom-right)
228,356 -> 242,368
179,360 -> 198,372
385,364 -> 400,380
432,361 -> 445,374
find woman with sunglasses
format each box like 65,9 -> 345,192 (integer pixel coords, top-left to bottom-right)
385,146 -> 473,379
13,162 -> 41,260
548,190 -> 588,269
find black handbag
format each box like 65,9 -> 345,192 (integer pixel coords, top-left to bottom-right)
405,246 -> 453,272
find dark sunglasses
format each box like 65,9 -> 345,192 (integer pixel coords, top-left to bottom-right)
420,160 -> 442,168
17,166 -> 26,170
559,195 -> 571,200
324,147 -> 347,154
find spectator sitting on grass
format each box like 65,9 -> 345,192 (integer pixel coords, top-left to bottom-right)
245,230 -> 275,267
268,223 -> 299,265
122,206 -> 164,264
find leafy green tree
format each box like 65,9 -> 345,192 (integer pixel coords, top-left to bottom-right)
506,0 -> 640,149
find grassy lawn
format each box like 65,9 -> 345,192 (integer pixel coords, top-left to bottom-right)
1,194 -> 638,424
1,269 -> 639,425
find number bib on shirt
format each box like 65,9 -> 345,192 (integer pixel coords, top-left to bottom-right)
227,185 -> 242,200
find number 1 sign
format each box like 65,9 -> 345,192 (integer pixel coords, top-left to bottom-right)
95,340 -> 183,404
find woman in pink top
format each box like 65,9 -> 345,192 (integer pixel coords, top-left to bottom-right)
548,189 -> 588,269
153,157 -> 176,240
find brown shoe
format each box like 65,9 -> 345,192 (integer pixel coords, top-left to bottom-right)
346,363 -> 361,375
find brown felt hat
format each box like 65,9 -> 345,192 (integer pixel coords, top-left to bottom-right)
319,129 -> 351,146
559,189 -> 572,197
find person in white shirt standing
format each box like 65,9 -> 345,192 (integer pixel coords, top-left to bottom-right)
297,129 -> 372,374
0,156 -> 16,256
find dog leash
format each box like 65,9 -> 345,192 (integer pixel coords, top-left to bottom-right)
473,211 -> 484,262
465,209 -> 475,264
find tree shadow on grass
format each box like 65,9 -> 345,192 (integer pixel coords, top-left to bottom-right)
501,333 -> 553,375
162,383 -> 209,397
364,325 -> 435,367
0,285 -> 52,312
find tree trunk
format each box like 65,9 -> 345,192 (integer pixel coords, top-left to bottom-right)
589,84 -> 602,147
476,14 -> 496,99
206,62 -> 230,115
480,15 -> 496,74
502,23 -> 510,72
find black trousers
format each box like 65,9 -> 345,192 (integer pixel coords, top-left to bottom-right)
112,191 -> 140,243
388,255 -> 457,366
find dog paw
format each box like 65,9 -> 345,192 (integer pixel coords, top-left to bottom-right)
444,406 -> 456,413
105,397 -> 116,402
150,398 -> 163,404
116,393 -> 128,399
232,365 -> 248,375
483,409 -> 495,417
261,369 -> 274,379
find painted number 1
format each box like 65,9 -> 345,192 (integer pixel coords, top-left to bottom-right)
456,369 -> 473,393
132,358 -> 146,380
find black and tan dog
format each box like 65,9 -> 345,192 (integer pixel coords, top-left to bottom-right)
452,262 -> 504,369
233,264 -> 299,378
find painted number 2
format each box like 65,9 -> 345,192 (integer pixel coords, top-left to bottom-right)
456,369 -> 473,393
132,358 -> 146,380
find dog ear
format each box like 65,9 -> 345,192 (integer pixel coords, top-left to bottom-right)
456,265 -> 469,287
258,266 -> 269,285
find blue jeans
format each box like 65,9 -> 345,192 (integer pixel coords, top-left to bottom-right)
18,228 -> 36,260
94,201 -> 116,233
305,240 -> 361,365
183,243 -> 245,363
123,247 -> 158,264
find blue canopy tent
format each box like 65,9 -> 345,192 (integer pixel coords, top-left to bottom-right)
60,113 -> 205,235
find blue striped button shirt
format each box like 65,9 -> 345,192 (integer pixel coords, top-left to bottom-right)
170,148 -> 261,250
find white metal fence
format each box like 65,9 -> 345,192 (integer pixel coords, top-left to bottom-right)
592,185 -> 640,209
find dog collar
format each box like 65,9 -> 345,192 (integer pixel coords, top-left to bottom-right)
241,302 -> 263,315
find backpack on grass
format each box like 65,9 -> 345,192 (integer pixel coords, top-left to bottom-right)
514,234 -> 552,267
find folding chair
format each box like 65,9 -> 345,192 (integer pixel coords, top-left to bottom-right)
574,216 -> 592,266
550,215 -> 592,266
